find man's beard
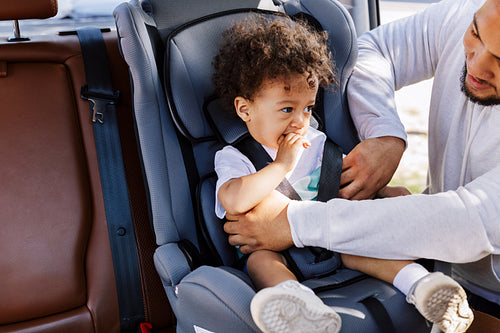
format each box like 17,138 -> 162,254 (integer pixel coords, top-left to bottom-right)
460,63 -> 500,106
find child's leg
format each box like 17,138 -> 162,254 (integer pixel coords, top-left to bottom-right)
246,249 -> 297,290
248,250 -> 341,333
341,253 -> 416,287
341,254 -> 431,295
341,253 -> 473,333
248,251 -> 417,291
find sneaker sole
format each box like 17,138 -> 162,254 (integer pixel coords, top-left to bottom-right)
417,282 -> 473,333
251,292 -> 341,333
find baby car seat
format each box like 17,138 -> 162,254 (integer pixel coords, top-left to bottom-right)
114,0 -> 430,331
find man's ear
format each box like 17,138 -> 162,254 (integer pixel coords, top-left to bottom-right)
234,96 -> 251,122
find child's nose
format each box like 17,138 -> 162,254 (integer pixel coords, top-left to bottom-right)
290,112 -> 306,128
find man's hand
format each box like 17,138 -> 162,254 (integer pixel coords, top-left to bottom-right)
339,136 -> 405,200
224,191 -> 293,254
376,185 -> 411,198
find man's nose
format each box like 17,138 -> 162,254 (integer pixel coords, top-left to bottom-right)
468,46 -> 495,81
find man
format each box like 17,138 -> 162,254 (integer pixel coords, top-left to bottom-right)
224,0 -> 500,319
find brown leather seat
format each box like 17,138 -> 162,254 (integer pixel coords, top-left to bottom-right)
0,0 -> 124,331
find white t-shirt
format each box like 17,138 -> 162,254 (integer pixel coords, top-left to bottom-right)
214,127 -> 326,219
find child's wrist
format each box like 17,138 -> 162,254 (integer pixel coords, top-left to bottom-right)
271,160 -> 292,174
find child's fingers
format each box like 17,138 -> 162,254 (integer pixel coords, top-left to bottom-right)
277,135 -> 285,145
282,133 -> 310,148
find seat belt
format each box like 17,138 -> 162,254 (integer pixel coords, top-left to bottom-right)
77,27 -> 145,332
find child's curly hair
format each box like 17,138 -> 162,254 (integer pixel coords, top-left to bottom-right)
213,14 -> 336,111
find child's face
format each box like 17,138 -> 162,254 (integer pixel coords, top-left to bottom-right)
234,73 -> 318,150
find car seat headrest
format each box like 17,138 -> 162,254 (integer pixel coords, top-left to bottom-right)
165,10 -> 323,144
166,11 -> 282,143
0,0 -> 58,21
204,97 -> 248,145
140,0 -> 281,40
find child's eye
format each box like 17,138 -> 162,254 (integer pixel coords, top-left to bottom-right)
305,105 -> 314,113
280,107 -> 293,113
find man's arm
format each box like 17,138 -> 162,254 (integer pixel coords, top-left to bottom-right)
342,1 -> 447,199
226,170 -> 499,262
288,165 -> 500,263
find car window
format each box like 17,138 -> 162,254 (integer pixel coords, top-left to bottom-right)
0,0 -> 120,37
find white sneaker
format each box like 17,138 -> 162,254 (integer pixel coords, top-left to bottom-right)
250,280 -> 341,333
407,272 -> 474,333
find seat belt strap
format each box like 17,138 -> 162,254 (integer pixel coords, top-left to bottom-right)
317,137 -> 343,201
305,137 -> 342,267
77,27 -> 145,331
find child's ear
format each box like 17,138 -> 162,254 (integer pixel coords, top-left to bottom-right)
234,96 -> 251,122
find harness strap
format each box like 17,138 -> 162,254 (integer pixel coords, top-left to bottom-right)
304,137 -> 344,266
317,137 -> 343,201
233,134 -> 272,169
234,133 -> 342,271
234,134 -> 344,202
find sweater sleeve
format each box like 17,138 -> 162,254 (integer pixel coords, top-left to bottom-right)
288,164 -> 500,263
346,0 -> 461,141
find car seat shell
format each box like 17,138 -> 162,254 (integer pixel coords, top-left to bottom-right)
114,0 -> 430,331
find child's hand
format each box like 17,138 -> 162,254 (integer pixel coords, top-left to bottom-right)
376,185 -> 411,198
274,133 -> 310,172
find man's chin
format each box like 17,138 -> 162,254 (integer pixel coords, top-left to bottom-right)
462,84 -> 500,106
460,64 -> 500,106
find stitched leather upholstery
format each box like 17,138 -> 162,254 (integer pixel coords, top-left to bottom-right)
0,19 -> 128,333
0,0 -> 58,20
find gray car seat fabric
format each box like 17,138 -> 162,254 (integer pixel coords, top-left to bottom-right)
114,0 -> 430,331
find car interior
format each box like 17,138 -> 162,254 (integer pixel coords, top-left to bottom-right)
1,0 -> 499,332
0,0 -> 173,332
